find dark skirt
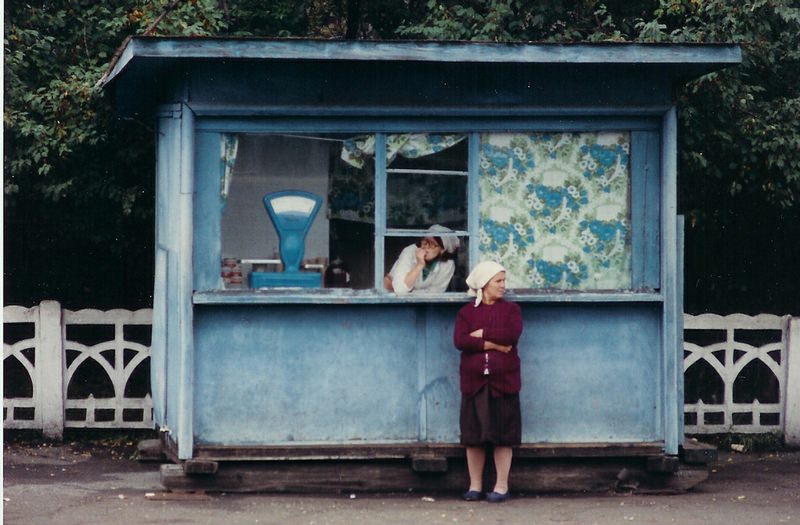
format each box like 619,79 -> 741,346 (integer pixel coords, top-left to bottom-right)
459,385 -> 521,446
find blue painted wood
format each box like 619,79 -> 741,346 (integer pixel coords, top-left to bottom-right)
468,133 -> 480,271
189,104 -> 672,118
193,131 -> 223,292
151,105 -> 182,430
188,62 -> 699,109
416,306 -> 429,439
180,105 -> 195,195
421,306 -> 461,442
193,305 -> 421,444
109,61 -> 698,118
520,304 -> 662,442
101,38 -> 741,114
191,290 -> 665,304
176,104 -> 196,460
374,134 -> 387,290
152,246 -> 168,428
192,303 -> 662,445
194,117 -> 660,134
153,104 -> 193,452
661,108 -> 680,455
385,229 -> 468,237
159,105 -> 185,442
106,39 -> 741,76
643,132 -> 662,290
630,131 -> 662,290
631,132 -> 647,289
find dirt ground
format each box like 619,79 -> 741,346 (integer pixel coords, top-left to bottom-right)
3,438 -> 799,525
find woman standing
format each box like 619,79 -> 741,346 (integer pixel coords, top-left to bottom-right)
453,261 -> 523,503
384,224 -> 459,294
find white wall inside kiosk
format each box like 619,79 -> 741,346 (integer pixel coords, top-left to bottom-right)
221,135 -> 330,262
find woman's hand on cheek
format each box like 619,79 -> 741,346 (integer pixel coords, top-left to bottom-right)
415,247 -> 427,266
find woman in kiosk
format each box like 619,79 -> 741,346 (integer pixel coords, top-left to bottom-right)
454,261 -> 523,503
384,224 -> 459,294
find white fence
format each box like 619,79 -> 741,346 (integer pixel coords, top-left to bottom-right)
4,302 -> 800,444
4,301 -> 153,439
684,314 -> 788,434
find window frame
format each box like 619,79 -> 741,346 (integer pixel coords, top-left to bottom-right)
193,116 -> 663,304
373,132 -> 473,291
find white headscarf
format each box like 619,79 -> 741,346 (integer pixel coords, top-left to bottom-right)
427,224 -> 460,254
466,261 -> 507,307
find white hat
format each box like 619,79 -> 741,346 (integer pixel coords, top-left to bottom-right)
427,224 -> 460,254
466,261 -> 507,306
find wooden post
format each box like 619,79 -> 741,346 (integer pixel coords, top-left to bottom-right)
661,107 -> 680,455
38,301 -> 64,440
175,102 -> 196,460
785,317 -> 800,446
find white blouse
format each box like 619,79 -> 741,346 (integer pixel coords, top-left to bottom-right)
388,244 -> 455,294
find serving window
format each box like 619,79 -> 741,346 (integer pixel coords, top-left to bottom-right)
213,128 -> 651,297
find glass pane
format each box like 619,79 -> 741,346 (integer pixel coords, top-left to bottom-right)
478,132 -> 631,290
386,134 -> 468,230
387,173 -> 467,229
220,133 -> 374,289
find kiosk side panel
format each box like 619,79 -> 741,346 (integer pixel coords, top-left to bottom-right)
192,303 -> 662,447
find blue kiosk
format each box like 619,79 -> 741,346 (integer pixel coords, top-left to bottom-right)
102,38 -> 740,493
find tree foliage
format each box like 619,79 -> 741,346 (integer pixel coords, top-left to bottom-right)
4,0 -> 228,307
4,0 -> 800,312
396,0 -> 659,42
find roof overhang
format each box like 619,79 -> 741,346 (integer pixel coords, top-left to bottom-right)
102,37 -> 741,85
100,37 -> 742,117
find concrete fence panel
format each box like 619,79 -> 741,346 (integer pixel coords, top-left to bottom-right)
4,302 -> 153,439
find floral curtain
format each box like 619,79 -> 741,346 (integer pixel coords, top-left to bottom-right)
328,162 -> 375,222
330,133 -> 467,224
479,132 -> 631,290
340,133 -> 465,169
220,133 -> 239,207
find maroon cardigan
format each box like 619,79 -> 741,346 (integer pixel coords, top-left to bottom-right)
453,299 -> 523,397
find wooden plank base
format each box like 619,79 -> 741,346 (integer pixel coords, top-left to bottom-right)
160,457 -> 709,495
192,442 -> 665,462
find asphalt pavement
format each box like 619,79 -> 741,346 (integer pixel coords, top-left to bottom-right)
3,439 -> 799,525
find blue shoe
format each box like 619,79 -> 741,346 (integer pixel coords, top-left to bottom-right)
486,491 -> 511,503
462,490 -> 482,501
